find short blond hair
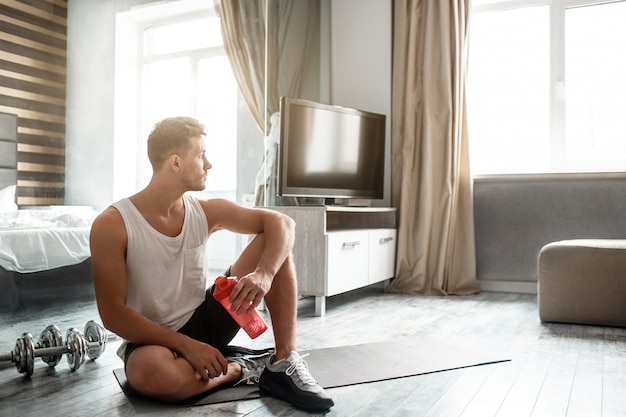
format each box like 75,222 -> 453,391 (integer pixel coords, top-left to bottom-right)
147,117 -> 207,170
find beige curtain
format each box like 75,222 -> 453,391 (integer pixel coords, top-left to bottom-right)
386,0 -> 479,295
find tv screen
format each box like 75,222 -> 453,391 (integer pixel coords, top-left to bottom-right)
278,97 -> 386,202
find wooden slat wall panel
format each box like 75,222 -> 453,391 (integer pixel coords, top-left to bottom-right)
0,112 -> 18,190
0,0 -> 67,206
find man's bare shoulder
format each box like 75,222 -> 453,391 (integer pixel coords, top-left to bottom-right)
91,206 -> 126,239
94,205 -> 122,223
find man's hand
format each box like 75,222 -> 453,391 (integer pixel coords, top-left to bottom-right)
229,272 -> 271,314
178,337 -> 229,380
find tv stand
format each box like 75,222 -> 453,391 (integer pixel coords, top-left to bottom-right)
270,206 -> 397,316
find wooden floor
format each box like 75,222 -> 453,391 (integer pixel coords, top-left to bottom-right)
1,285 -> 625,417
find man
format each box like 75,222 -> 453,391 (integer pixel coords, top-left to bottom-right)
90,116 -> 334,411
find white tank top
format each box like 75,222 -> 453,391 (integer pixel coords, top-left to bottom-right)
112,193 -> 208,331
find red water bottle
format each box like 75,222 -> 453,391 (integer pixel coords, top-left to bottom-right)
213,276 -> 268,339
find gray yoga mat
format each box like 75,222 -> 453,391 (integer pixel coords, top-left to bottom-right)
114,337 -> 510,413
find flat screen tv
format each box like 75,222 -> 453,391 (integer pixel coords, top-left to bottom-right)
278,96 -> 386,203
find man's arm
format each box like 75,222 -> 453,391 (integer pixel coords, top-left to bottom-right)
201,198 -> 295,312
89,207 -> 228,380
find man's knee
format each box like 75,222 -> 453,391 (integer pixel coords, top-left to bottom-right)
126,347 -> 188,401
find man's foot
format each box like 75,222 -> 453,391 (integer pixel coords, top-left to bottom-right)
259,351 -> 334,411
226,350 -> 274,386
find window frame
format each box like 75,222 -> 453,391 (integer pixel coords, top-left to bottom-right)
138,14 -> 230,190
114,1 -> 241,270
469,0 -> 626,175
115,1 -> 236,198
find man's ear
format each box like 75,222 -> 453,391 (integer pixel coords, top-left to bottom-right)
168,154 -> 181,171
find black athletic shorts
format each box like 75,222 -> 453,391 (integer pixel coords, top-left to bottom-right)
121,283 -> 240,364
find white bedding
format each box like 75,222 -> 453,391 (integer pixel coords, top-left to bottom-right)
0,207 -> 99,273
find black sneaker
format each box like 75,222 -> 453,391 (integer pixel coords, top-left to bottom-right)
259,351 -> 334,411
226,349 -> 274,386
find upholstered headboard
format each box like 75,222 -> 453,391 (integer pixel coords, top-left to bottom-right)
0,113 -> 18,190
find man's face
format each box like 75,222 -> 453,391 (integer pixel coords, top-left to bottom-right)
179,136 -> 212,191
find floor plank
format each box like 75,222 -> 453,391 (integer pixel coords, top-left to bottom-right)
1,286 -> 625,417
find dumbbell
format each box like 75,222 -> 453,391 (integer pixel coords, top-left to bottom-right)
0,320 -> 114,377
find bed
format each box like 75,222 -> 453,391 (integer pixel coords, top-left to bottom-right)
0,113 -> 98,311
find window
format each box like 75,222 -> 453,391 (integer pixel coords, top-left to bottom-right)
468,0 -> 626,175
115,1 -> 240,271
140,15 -> 238,196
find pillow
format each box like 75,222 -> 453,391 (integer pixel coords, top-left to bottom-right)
0,185 -> 18,212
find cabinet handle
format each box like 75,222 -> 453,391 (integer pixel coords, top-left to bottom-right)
379,236 -> 394,244
342,241 -> 360,248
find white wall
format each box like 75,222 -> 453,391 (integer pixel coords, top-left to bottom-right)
328,0 -> 392,207
65,0 -> 154,211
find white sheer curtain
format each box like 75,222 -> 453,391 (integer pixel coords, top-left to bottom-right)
386,0 -> 479,295
215,0 -> 266,132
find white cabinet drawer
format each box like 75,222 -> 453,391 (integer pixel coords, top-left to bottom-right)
326,230 -> 369,296
368,228 -> 397,283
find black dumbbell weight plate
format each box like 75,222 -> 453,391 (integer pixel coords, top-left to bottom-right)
39,325 -> 63,367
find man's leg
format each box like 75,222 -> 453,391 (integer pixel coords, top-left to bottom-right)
230,233 -> 334,411
229,233 -> 298,360
125,346 -> 241,402
124,286 -> 266,402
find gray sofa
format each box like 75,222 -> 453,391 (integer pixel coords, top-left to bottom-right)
538,240 -> 626,327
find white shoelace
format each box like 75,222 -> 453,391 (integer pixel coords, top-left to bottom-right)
285,353 -> 318,385
233,353 -> 271,386
237,371 -> 261,385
